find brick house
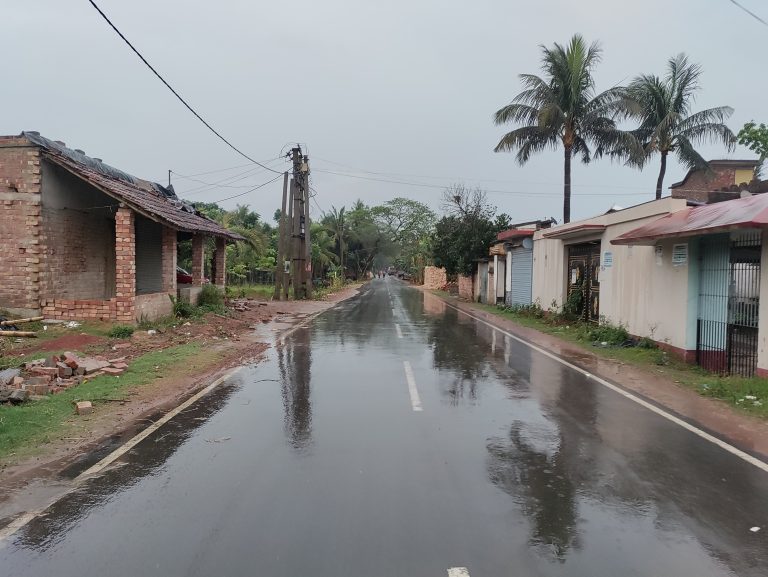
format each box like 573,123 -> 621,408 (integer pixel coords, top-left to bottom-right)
670,159 -> 759,203
0,131 -> 242,322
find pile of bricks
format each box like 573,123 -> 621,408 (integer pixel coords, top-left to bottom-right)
422,266 -> 448,290
0,352 -> 130,405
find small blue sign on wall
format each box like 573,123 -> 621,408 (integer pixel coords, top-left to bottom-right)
603,251 -> 613,268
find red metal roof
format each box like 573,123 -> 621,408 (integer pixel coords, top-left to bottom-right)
497,228 -> 535,241
44,152 -> 244,241
612,193 -> 768,245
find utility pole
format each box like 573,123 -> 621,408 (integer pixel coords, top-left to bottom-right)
303,153 -> 312,299
273,172 -> 289,300
275,147 -> 311,300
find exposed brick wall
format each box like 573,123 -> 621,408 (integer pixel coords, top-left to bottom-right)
162,226 -> 177,294
42,298 -> 116,321
458,275 -> 473,300
213,237 -> 226,286
423,266 -> 447,290
671,165 -> 751,203
115,207 -> 136,322
0,139 -> 42,314
40,207 -> 115,299
191,234 -> 205,285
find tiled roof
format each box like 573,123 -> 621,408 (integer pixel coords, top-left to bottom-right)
44,152 -> 244,241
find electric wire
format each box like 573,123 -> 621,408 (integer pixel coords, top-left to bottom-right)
173,162 -> 284,195
727,0 -> 768,27
313,168 -> 654,197
208,173 -> 285,204
86,0 -> 283,174
312,156 -> 682,193
172,158 -> 281,179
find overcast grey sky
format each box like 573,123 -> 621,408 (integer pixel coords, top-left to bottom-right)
4,0 -> 766,223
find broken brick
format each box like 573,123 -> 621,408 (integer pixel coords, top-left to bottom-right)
102,367 -> 124,376
75,401 -> 92,415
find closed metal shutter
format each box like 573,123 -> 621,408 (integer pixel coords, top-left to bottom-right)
509,246 -> 533,305
135,217 -> 163,295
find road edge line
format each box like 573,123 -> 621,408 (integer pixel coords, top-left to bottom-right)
0,366 -> 243,543
440,299 -> 768,474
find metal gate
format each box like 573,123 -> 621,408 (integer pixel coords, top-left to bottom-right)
567,242 -> 600,323
697,232 -> 761,376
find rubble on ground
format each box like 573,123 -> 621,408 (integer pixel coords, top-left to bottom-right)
0,351 -> 130,405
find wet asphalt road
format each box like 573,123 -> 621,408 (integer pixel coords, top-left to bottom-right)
1,279 -> 767,577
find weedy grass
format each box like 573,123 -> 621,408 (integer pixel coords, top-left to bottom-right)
0,342 -> 202,462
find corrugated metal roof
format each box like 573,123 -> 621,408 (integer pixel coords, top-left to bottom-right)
612,193 -> 768,245
43,151 -> 244,241
497,228 -> 535,241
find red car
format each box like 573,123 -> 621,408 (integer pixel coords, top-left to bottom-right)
176,267 -> 209,284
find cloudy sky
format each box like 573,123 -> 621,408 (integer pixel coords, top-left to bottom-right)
4,0 -> 766,223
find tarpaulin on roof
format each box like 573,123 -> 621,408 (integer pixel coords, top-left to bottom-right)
23,131 -> 244,241
611,193 -> 768,245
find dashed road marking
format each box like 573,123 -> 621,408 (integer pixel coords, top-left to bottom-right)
441,300 -> 768,474
395,323 -> 403,338
403,360 -> 422,412
448,568 -> 470,577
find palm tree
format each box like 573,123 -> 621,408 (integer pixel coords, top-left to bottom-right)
624,54 -> 736,199
322,206 -> 347,274
493,35 -> 636,223
310,223 -> 337,278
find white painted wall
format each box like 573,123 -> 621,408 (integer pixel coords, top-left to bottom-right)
532,198 -> 691,350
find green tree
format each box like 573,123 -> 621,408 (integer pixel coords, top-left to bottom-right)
322,206 -> 347,274
310,223 -> 337,278
373,197 -> 436,281
432,185 -> 509,276
624,54 -> 736,199
493,35 -> 635,223
737,121 -> 768,177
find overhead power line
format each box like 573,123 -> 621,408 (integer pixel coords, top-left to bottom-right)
313,167 -> 660,197
86,0 -> 283,174
207,173 -> 286,204
727,0 -> 768,27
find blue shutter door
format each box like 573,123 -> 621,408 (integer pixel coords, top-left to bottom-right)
510,247 -> 533,305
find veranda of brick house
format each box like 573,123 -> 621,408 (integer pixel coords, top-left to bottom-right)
0,134 -> 231,323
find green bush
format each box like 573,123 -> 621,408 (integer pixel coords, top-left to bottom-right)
170,296 -> 195,319
198,284 -> 224,307
586,322 -> 630,346
108,324 -> 135,339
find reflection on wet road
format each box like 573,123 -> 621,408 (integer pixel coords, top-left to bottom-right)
1,279 -> 766,576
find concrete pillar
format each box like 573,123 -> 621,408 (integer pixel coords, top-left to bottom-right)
191,235 -> 205,286
213,237 -> 226,287
114,207 -> 136,322
506,250 -> 512,293
162,226 -> 177,294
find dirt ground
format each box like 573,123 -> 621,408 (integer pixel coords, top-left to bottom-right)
0,285 -> 362,505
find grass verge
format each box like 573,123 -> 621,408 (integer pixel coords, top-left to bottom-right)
461,299 -> 767,419
0,342 -> 202,462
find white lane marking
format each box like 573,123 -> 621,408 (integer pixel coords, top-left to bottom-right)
403,361 -> 422,412
395,323 -> 403,338
448,568 -> 470,577
440,300 -> 768,475
0,366 -> 243,542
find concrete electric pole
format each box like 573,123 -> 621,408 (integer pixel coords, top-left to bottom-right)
274,147 -> 312,300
